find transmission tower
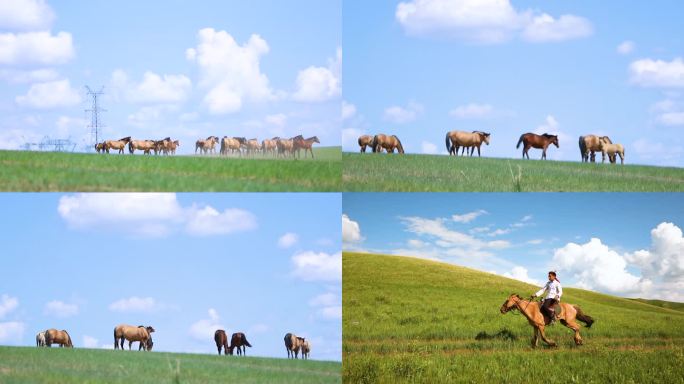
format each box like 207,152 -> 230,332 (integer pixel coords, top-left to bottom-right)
85,85 -> 106,151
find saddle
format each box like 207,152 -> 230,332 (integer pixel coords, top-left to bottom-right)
539,301 -> 562,324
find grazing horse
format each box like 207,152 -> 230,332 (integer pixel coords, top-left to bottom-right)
128,140 -> 156,154
301,339 -> 311,359
221,137 -> 246,156
358,135 -> 374,153
579,135 -> 611,162
261,138 -> 278,157
372,134 -> 404,154
114,324 -> 155,351
446,130 -> 491,157
36,331 -> 46,347
284,333 -> 305,359
293,136 -> 320,159
104,137 -> 131,154
599,138 -> 625,165
195,136 -> 219,155
500,294 -> 594,347
516,133 -> 558,160
229,332 -> 252,356
45,329 -> 73,348
214,329 -> 229,355
95,142 -> 105,153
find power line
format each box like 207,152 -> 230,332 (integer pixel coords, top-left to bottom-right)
85,85 -> 106,151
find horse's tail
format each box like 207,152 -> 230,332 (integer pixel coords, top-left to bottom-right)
128,141 -> 134,154
243,334 -> 252,347
516,134 -> 524,149
63,330 -> 73,347
371,135 -> 378,153
573,305 -> 594,328
445,132 -> 452,153
393,135 -> 404,154
578,136 -> 586,160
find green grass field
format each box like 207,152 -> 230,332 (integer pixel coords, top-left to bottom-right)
343,153 -> 684,191
0,147 -> 341,191
0,346 -> 341,384
343,252 -> 684,383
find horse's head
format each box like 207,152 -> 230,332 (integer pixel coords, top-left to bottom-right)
146,338 -> 154,351
146,326 -> 155,334
500,294 -> 522,314
313,136 -> 320,143
550,135 -> 559,147
481,132 -> 491,145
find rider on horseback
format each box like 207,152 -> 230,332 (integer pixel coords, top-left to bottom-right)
531,271 -> 562,325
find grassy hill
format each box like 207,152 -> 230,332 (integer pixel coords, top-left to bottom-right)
342,153 -> 684,191
0,346 -> 341,384
0,147 -> 341,192
343,252 -> 684,383
629,298 -> 684,312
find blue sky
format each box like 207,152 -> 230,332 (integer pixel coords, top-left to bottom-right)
0,0 -> 341,153
343,193 -> 684,302
342,0 -> 684,166
0,193 -> 341,361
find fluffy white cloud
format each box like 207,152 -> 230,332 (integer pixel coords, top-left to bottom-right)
83,335 -> 99,348
0,68 -> 58,84
293,48 -> 341,102
0,321 -> 25,344
278,232 -> 299,248
626,222 -> 683,282
629,58 -> 684,88
0,294 -> 18,318
291,251 -> 341,282
15,79 -> 81,109
110,70 -> 191,104
342,214 -> 362,244
0,31 -> 74,66
503,266 -> 540,286
421,141 -> 438,154
342,101 -> 356,120
0,0 -> 54,31
617,40 -> 635,55
450,103 -> 494,119
108,297 -> 160,313
44,300 -> 78,318
383,101 -> 423,124
396,0 -> 592,44
452,210 -> 487,223
185,207 -> 257,236
187,28 -> 274,114
189,308 -> 225,341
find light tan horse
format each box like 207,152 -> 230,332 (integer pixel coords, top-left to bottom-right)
500,294 -> 594,347
599,138 -> 625,165
579,135 -> 612,162
446,130 -> 491,157
372,134 -> 404,154
195,136 -> 219,155
104,137 -> 131,154
284,332 -> 304,359
293,136 -> 320,159
36,331 -> 46,347
114,324 -> 155,351
301,339 -> 311,359
169,140 -> 180,155
45,328 -> 73,348
128,140 -> 156,154
245,138 -> 261,156
221,137 -> 246,156
358,135 -> 374,153
261,138 -> 278,157
154,137 -> 172,155
277,138 -> 295,158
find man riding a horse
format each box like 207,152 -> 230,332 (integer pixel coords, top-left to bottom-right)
531,271 -> 563,325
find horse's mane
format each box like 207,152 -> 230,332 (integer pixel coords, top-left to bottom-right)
542,133 -> 557,138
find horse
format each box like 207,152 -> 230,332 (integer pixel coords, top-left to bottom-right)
599,138 -> 625,165
284,333 -> 304,359
114,324 -> 155,351
221,137 -> 246,156
169,140 -> 180,155
95,142 -> 105,153
500,294 -> 594,347
579,135 -> 611,162
244,138 -> 261,156
372,134 -> 404,154
358,135 -> 374,153
154,137 -> 172,155
446,130 -> 491,157
293,136 -> 320,159
229,332 -> 252,356
261,138 -> 278,157
516,133 -> 558,160
301,339 -> 311,359
128,140 -> 156,154
214,329 -> 229,355
36,331 -> 46,347
195,136 -> 219,155
104,137 -> 131,154
277,137 -> 296,158
44,329 -> 73,348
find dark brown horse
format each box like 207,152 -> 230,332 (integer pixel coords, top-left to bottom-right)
516,133 -> 558,160
372,134 -> 404,154
293,136 -> 320,159
214,329 -> 229,355
229,332 -> 252,356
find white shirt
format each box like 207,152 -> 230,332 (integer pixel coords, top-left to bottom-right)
536,280 -> 562,300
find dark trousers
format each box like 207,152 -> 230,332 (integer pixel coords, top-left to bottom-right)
542,298 -> 557,318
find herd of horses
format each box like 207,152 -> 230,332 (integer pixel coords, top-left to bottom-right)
195,135 -> 320,159
34,325 -> 312,359
95,137 -> 179,155
358,131 -> 626,164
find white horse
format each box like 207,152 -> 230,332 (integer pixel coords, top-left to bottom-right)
36,331 -> 46,347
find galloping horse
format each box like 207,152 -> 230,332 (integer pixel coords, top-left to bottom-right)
284,333 -> 304,358
104,137 -> 131,154
599,138 -> 625,165
229,332 -> 252,356
446,130 -> 491,157
195,136 -> 219,154
500,294 -> 594,347
45,329 -> 73,347
516,133 -> 558,160
36,331 -> 46,347
358,135 -> 374,153
214,329 -> 229,355
261,137 -> 278,157
372,134 -> 404,154
300,339 -> 311,359
579,135 -> 612,162
293,136 -> 320,159
114,324 -> 155,351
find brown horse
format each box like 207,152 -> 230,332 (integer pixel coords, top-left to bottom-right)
195,136 -> 219,154
104,137 -> 131,154
244,138 -> 261,156
277,137 -> 296,158
221,137 -> 246,156
372,134 -> 404,154
168,140 -> 180,155
516,133 -> 558,160
284,332 -> 304,359
579,135 -> 612,162
95,142 -> 105,153
45,329 -> 73,348
114,324 -> 155,351
229,332 -> 252,356
300,339 -> 311,359
446,130 -> 491,157
214,329 -> 229,355
261,137 -> 278,157
500,294 -> 594,347
293,136 -> 320,159
128,140 -> 156,154
358,135 -> 374,153
599,138 -> 625,165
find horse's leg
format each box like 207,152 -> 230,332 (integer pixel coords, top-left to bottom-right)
476,146 -> 481,157
532,327 -> 539,348
538,326 -> 556,347
120,338 -> 124,350
129,340 -> 132,350
566,320 -> 583,345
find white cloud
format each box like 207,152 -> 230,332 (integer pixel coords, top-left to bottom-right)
0,321 -> 25,344
521,14 -> 593,43
383,101 -> 423,124
452,210 -> 487,223
83,335 -> 99,348
309,292 -> 342,320
293,48 -> 341,102
187,28 -> 274,114
629,58 -> 684,88
110,70 -> 191,104
626,222 -> 683,282
265,113 -> 287,127
503,266 -> 540,286
0,31 -> 74,66
650,98 -> 684,127
0,0 -> 55,31
421,141 -> 438,154
0,68 -> 58,84
617,41 -> 635,55
15,79 -> 81,109
0,294 -> 18,318
185,206 -> 257,236
342,214 -> 362,244
291,251 -> 341,282
278,232 -> 299,248
44,300 -> 78,318
342,101 -> 356,120
189,308 -> 225,341
450,103 -> 494,119
108,297 -> 160,313
632,138 -> 682,167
